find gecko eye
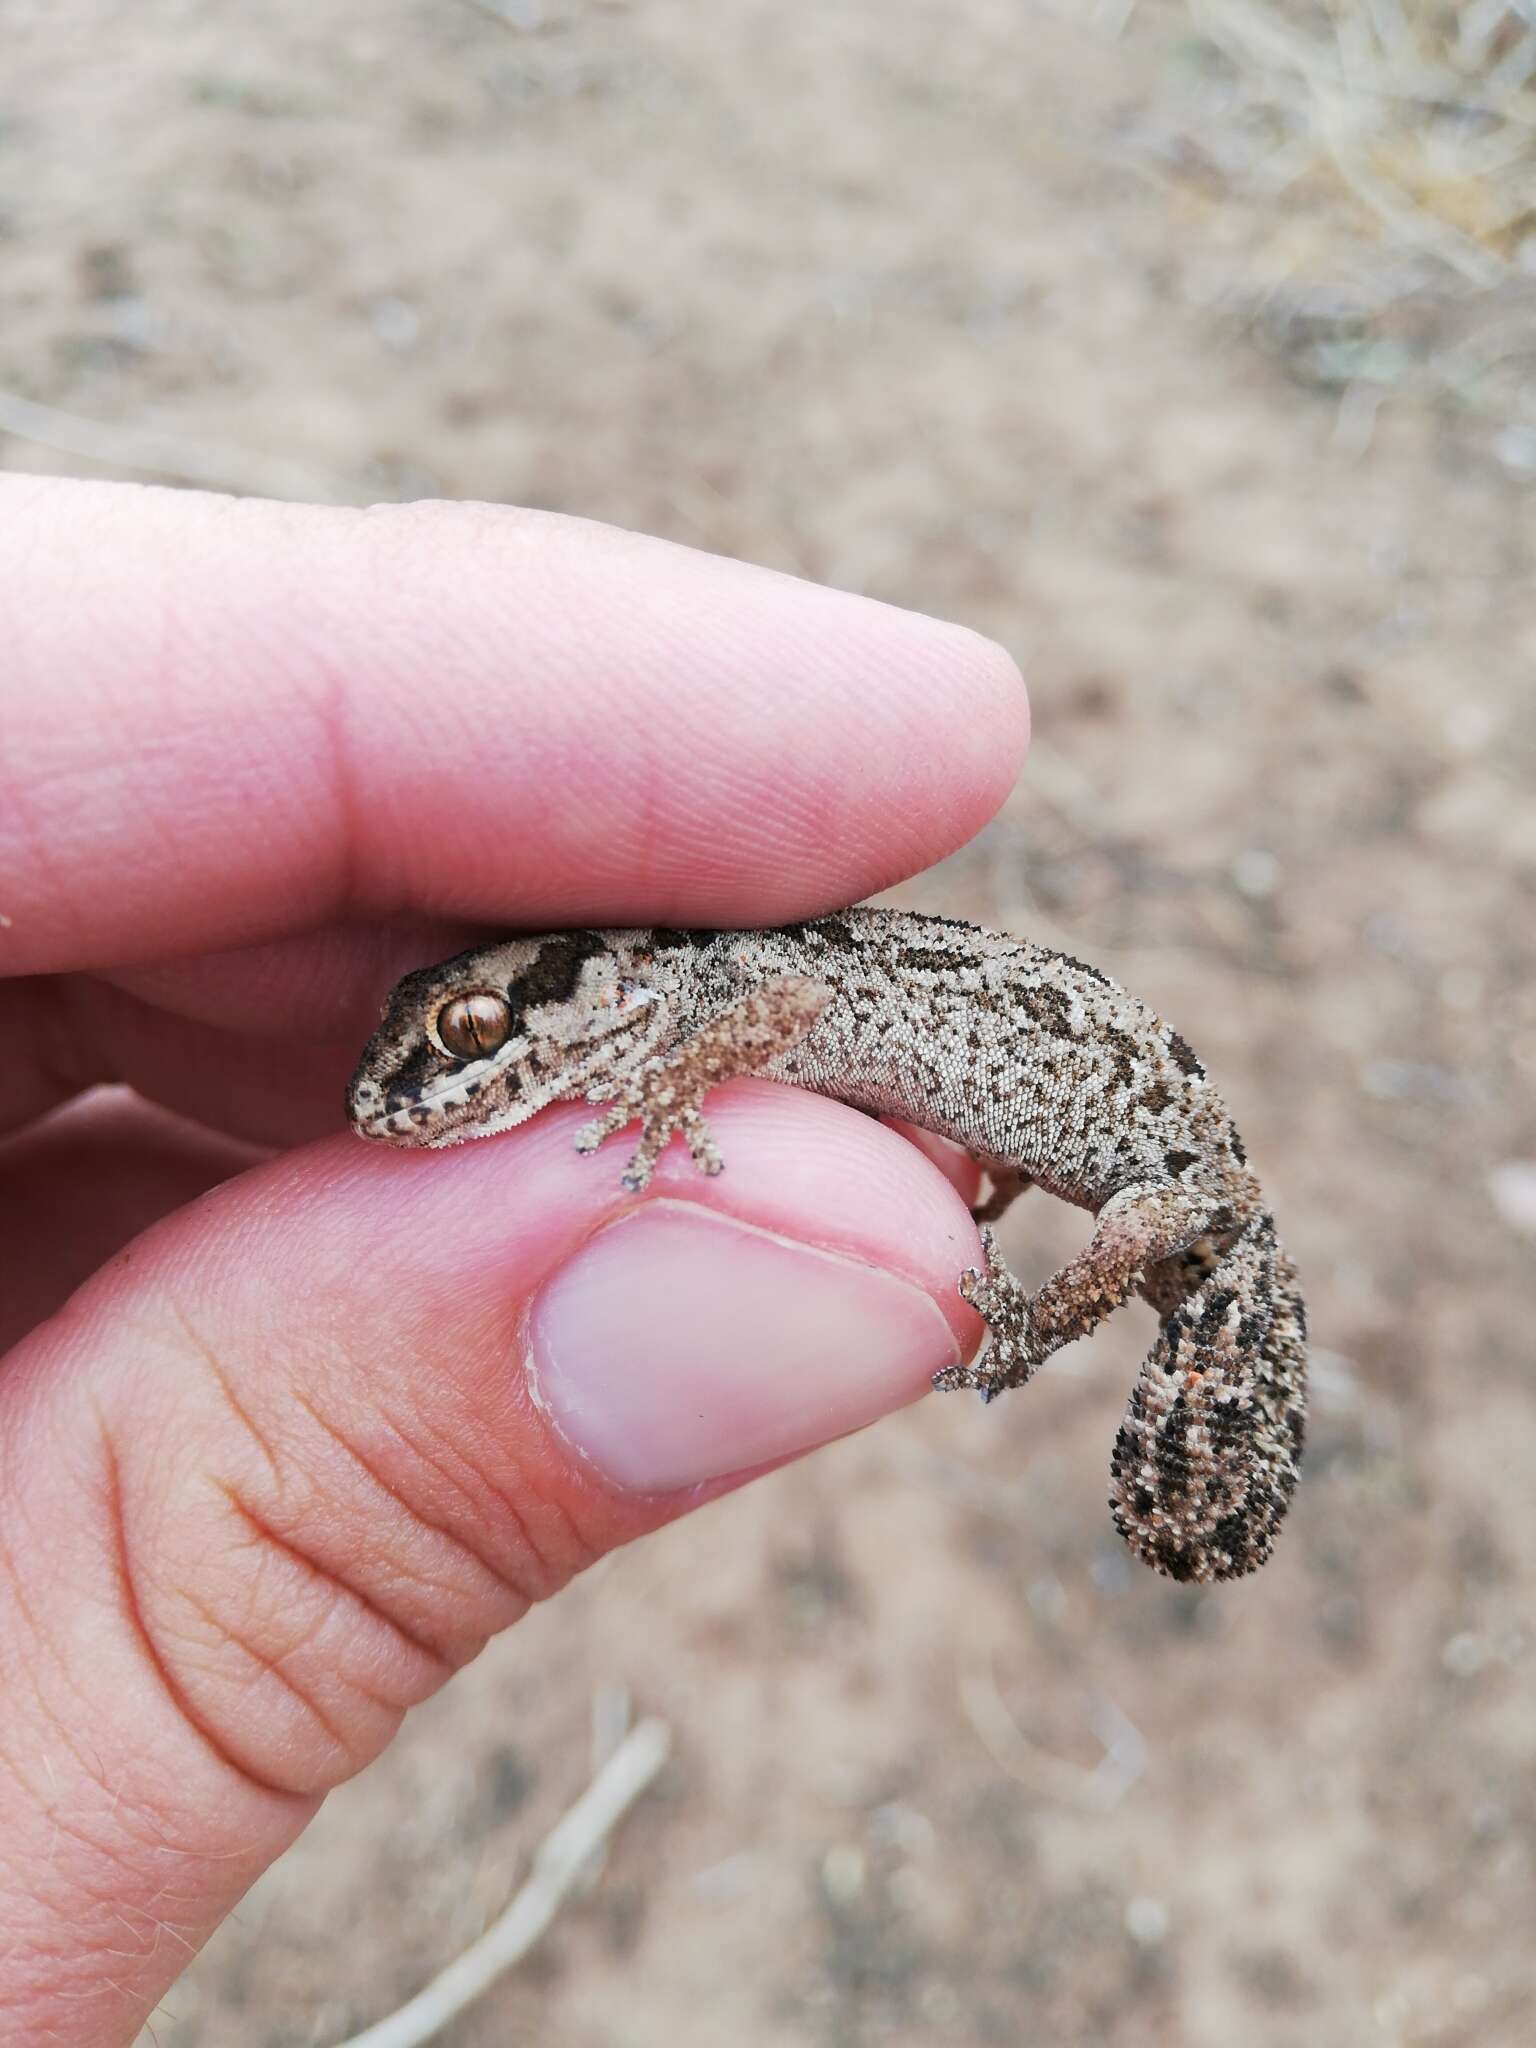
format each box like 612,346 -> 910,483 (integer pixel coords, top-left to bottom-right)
435,991 -> 513,1060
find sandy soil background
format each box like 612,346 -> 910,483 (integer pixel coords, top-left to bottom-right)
4,3 -> 1534,2043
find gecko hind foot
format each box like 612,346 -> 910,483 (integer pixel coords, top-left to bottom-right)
932,1227 -> 1043,1399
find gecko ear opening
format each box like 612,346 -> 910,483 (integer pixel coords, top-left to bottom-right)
434,990 -> 513,1060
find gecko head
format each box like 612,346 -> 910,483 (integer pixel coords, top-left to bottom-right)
347,932 -> 661,1148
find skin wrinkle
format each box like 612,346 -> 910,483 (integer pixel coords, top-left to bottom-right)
163,1570 -> 363,1780
0,1430 -> 238,1867
95,1431 -> 314,1805
375,1385 -> 590,1611
166,1522 -> 341,1684
155,502 -> 357,943
280,554 -> 376,935
216,1485 -> 455,1685
165,1302 -> 282,1489
283,1385 -> 530,1640
102,1293 -> 565,1756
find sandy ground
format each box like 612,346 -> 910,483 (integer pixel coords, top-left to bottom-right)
4,3 -> 1534,2043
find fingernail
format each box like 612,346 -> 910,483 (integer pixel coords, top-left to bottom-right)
527,1201 -> 959,1492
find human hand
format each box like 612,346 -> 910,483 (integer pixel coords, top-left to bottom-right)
0,477 -> 1026,2043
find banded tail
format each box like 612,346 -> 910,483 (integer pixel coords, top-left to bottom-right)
1110,1211 -> 1306,1583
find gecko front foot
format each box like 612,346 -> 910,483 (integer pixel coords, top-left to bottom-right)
574,972 -> 830,1192
932,1226 -> 1043,1401
575,1064 -> 722,1191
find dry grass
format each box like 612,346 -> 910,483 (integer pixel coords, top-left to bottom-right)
1149,0 -> 1536,461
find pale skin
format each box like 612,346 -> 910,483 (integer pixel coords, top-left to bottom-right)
0,477 -> 1027,2045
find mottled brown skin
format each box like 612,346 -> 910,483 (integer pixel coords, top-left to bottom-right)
349,908 -> 1307,1584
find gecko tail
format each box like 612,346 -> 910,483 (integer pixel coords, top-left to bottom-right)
1109,1210 -> 1307,1584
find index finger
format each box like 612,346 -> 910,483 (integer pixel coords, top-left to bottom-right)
0,479 -> 1026,976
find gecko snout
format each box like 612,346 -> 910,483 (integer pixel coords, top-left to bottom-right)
346,1071 -> 386,1128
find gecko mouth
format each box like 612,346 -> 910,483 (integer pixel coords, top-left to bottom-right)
354,1097 -> 449,1141
347,1058 -> 504,1144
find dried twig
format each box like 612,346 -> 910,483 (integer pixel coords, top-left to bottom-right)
330,1716 -> 672,2048
961,1654 -> 1146,1810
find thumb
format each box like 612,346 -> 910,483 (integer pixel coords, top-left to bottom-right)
0,1079 -> 980,2045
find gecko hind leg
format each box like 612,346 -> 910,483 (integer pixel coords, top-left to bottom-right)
574,974 -> 830,1192
971,1167 -> 1033,1226
933,1180 -> 1212,1401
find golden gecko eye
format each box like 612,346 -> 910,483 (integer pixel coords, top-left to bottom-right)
436,991 -> 512,1060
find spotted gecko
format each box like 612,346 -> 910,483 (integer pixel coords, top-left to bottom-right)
348,909 -> 1306,1583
